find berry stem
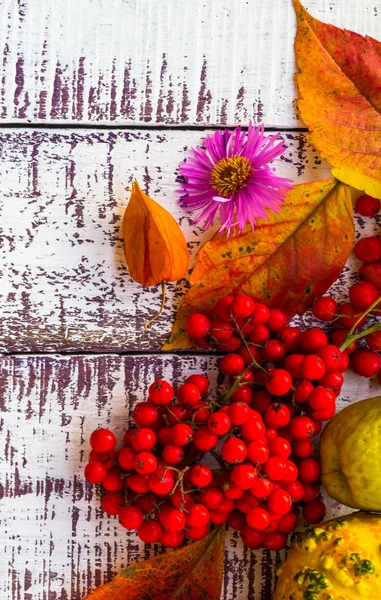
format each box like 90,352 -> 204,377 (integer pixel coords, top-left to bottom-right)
144,281 -> 166,331
230,313 -> 267,373
347,294 -> 381,337
215,360 -> 258,409
340,321 -> 381,351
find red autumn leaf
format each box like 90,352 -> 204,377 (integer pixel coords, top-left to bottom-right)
293,0 -> 381,198
163,179 -> 353,350
83,526 -> 225,600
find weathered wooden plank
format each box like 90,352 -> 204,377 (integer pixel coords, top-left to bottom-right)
0,353 -> 375,600
0,127 -> 352,352
0,0 -> 379,126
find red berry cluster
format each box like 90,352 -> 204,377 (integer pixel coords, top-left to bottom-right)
311,194 -> 381,384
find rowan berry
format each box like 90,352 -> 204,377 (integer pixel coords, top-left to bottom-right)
240,525 -> 266,549
283,480 -> 304,502
354,236 -> 381,262
90,429 -> 116,453
246,507 -> 271,530
149,467 -> 175,495
247,440 -> 270,464
292,440 -> 314,459
171,423 -> 193,446
249,324 -> 270,344
186,504 -> 209,528
351,348 -> 381,377
268,437 -> 291,458
359,262 -> 381,288
300,328 -> 328,353
133,402 -> 159,427
312,296 -> 337,321
302,499 -> 326,524
267,489 -> 292,515
102,467 -> 124,492
263,532 -> 287,551
221,437 -> 248,464
209,319 -> 234,342
231,295 -> 255,318
186,374 -> 209,395
298,458 -> 320,483
228,401 -> 251,425
250,477 -> 273,499
186,524 -> 210,540
355,193 -> 381,216
277,511 -> 298,533
251,303 -> 271,325
337,302 -> 367,329
266,309 -> 287,332
230,464 -> 257,490
263,456 -> 286,481
228,510 -> 247,531
101,491 -> 124,515
231,385 -> 253,404
300,354 -> 326,380
264,402 -> 291,428
158,505 -> 186,533
349,281 -> 378,310
193,426 -> 218,451
84,461 -> 107,484
189,465 -> 212,488
199,487 -> 224,509
287,415 -> 315,441
126,473 -> 151,493
119,505 -> 144,530
160,530 -> 185,547
134,452 -> 158,474
276,327 -> 302,352
137,520 -> 162,543
186,313 -> 211,338
176,383 -> 201,407
262,339 -> 286,362
293,379 -> 314,404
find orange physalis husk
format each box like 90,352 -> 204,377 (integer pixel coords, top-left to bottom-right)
123,180 -> 189,329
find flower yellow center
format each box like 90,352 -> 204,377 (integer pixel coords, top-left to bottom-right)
210,155 -> 253,198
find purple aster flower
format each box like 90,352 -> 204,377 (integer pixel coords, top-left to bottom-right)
178,122 -> 293,235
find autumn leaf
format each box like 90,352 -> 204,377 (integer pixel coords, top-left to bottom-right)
83,526 -> 225,600
163,179 -> 353,350
293,0 -> 381,198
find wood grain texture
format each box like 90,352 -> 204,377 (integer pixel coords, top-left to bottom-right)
0,353 -> 377,600
0,126 -> 353,353
0,0 -> 379,126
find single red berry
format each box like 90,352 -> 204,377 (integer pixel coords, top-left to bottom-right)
192,402 -> 211,424
319,370 -> 344,395
116,447 -> 135,470
137,520 -> 162,543
250,390 -> 271,414
84,461 -> 107,484
266,489 -> 292,516
282,459 -> 298,482
246,507 -> 271,530
317,344 -> 343,372
158,505 -> 186,532
222,481 -> 244,500
300,354 -> 326,380
264,402 -> 291,428
276,327 -> 302,352
247,440 -> 270,464
298,458 -> 321,483
365,330 -> 381,352
339,351 -> 349,373
221,437 -> 248,464
160,530 -> 185,548
240,413 -> 266,441
293,379 -> 314,404
171,423 -> 193,446
219,353 -> 245,377
90,429 -> 116,453
354,236 -> 381,262
237,492 -> 260,514
176,383 -> 201,407
312,296 -> 338,321
148,380 -> 174,405
264,532 -> 287,551
293,440 -> 315,458
126,473 -> 150,493
266,309 -> 287,332
228,509 -> 247,531
265,369 -> 292,396
230,463 -> 257,490
355,193 -> 381,216
194,337 -> 211,349
240,525 -> 266,549
251,303 -> 271,325
101,491 -> 124,515
264,427 -> 278,441
193,426 -> 218,451
308,386 -> 335,412
171,487 -> 195,511
134,451 -> 158,474
135,495 -> 156,513
209,319 -> 234,342
209,510 -> 230,524
228,401 -> 251,425
131,428 -> 156,452
300,328 -> 328,353
186,313 -> 211,338
349,281 -> 378,311
133,402 -> 158,427
102,467 -> 124,492
186,374 -> 209,395
232,385 -> 253,404
89,449 -> 116,467
162,443 -> 184,465
277,511 -> 298,533
219,336 -> 242,352
283,353 -> 304,378
263,457 -> 286,481
359,262 -> 381,288
282,480 -> 303,502
302,483 -> 320,502
303,499 -> 326,524
337,302 -> 367,329
231,294 -> 255,318
166,404 -> 189,425
199,486 -> 224,509
250,477 -> 273,499
351,348 -> 381,376
214,295 -> 234,322
149,467 -> 175,495
207,411 -> 231,436
216,496 -> 235,514
287,415 -> 315,441
237,344 -> 261,367
186,504 -> 209,528
262,339 -> 286,362
186,524 -> 210,540
268,437 -> 291,459
119,505 -> 144,529
189,465 -> 212,488
157,426 -> 173,446
249,324 -> 270,345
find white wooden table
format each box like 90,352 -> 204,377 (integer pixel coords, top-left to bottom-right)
1,1 -> 380,599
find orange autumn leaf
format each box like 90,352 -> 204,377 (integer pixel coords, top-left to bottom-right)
163,179 -> 353,350
83,526 -> 225,600
123,181 -> 189,286
293,0 -> 381,198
